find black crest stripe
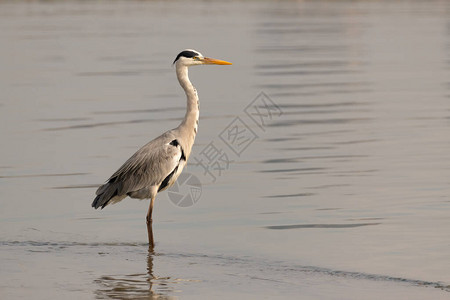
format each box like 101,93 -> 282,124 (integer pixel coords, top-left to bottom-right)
173,50 -> 199,64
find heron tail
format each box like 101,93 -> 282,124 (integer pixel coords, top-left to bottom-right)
92,182 -> 125,209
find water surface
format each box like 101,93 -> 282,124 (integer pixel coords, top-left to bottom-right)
1,1 -> 450,299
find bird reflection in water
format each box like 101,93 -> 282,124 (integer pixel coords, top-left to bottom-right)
94,236 -> 176,299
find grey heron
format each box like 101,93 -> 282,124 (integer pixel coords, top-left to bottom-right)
92,49 -> 231,245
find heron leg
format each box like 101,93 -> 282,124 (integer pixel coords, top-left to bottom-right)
146,197 -> 155,247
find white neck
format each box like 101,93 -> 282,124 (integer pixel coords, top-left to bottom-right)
175,64 -> 199,158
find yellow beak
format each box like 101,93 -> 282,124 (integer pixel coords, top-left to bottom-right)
202,57 -> 232,65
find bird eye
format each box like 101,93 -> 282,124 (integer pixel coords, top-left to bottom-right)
193,56 -> 199,60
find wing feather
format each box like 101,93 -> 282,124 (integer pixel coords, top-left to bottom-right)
111,131 -> 181,193
92,131 -> 182,209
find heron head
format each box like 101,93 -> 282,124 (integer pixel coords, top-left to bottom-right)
173,49 -> 232,67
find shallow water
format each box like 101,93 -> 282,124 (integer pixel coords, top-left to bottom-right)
1,0 -> 450,299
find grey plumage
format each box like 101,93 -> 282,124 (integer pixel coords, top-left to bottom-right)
91,49 -> 231,245
92,131 -> 184,209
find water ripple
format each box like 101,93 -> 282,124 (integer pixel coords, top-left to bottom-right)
256,61 -> 365,70
163,252 -> 450,293
257,69 -> 361,76
0,240 -> 148,248
42,118 -> 180,131
259,81 -> 370,90
256,45 -> 349,53
265,223 -> 381,230
77,69 -> 168,77
268,117 -> 370,127
0,172 -> 88,179
49,184 -> 99,190
264,192 -> 315,198
260,167 -> 326,173
2,241 -> 449,293
92,106 -> 184,115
